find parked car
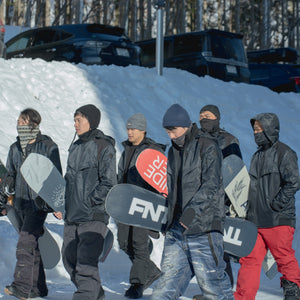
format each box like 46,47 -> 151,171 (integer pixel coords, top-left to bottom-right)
136,29 -> 250,83
5,23 -> 141,66
247,48 -> 300,93
248,63 -> 300,93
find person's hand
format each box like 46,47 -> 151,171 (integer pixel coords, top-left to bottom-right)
0,207 -> 7,216
53,211 -> 63,220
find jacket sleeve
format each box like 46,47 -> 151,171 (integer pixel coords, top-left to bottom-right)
47,143 -> 62,175
271,149 -> 300,210
117,151 -> 125,184
90,143 -> 117,206
4,146 -> 16,193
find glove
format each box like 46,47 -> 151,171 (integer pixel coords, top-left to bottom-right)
34,197 -> 54,213
0,185 -> 7,204
3,175 -> 15,196
179,207 -> 195,229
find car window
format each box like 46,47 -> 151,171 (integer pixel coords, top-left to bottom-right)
210,34 -> 246,62
6,34 -> 32,52
32,30 -> 59,46
173,35 -> 203,56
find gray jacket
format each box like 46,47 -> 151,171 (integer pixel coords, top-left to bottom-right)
65,129 -> 117,224
166,123 -> 225,235
247,113 -> 300,228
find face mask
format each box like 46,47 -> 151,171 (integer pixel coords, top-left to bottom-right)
172,133 -> 186,148
200,119 -> 219,133
254,132 -> 269,146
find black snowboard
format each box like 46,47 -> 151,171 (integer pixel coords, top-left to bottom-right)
106,184 -> 257,258
0,158 -> 60,269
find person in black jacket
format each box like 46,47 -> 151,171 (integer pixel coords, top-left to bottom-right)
117,113 -> 164,299
199,104 -> 242,287
55,104 -> 116,300
3,108 -> 62,299
151,104 -> 233,300
235,113 -> 300,300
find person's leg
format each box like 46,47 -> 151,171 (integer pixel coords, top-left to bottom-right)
72,221 -> 106,300
188,232 -> 233,300
261,226 -> 300,297
9,208 -> 47,296
234,232 -> 267,300
62,223 -> 78,284
151,225 -> 192,300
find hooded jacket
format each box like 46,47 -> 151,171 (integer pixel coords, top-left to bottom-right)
166,123 -> 225,235
65,129 -> 117,224
6,132 -> 62,210
247,113 -> 300,228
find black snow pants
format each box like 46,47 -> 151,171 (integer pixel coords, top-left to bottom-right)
62,221 -> 107,300
117,223 -> 160,285
13,205 -> 48,296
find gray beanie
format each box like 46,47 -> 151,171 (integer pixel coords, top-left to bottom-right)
127,113 -> 147,131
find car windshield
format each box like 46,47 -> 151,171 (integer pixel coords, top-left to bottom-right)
210,34 -> 246,62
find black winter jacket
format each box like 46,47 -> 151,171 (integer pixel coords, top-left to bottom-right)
65,129 -> 117,224
6,132 -> 62,210
247,113 -> 300,228
166,123 -> 225,235
118,137 -> 166,191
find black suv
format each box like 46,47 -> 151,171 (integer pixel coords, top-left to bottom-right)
5,23 -> 141,66
248,48 -> 300,93
137,29 -> 250,83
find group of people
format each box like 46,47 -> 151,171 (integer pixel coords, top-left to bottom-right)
0,102 -> 299,300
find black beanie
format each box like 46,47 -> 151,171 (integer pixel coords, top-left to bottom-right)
200,105 -> 220,120
75,104 -> 101,130
162,104 -> 191,128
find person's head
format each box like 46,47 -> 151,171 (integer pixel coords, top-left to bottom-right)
162,104 -> 191,141
250,113 -> 280,147
199,104 -> 220,133
18,108 -> 41,129
126,113 -> 147,146
74,104 -> 101,135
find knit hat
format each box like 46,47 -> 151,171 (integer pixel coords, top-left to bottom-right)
75,104 -> 101,130
127,113 -> 147,131
162,104 -> 191,128
200,104 -> 220,120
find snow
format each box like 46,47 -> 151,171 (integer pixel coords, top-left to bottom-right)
0,26 -> 299,299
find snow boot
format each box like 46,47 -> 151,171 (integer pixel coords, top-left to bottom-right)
281,279 -> 300,300
125,283 -> 144,299
5,285 -> 28,300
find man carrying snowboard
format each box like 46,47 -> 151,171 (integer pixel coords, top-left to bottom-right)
151,104 -> 233,300
235,113 -> 300,300
117,113 -> 164,299
57,104 -> 117,300
199,104 -> 242,287
3,108 -> 62,299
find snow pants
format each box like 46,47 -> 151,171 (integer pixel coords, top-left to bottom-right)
12,206 -> 48,296
234,226 -> 300,300
151,222 -> 234,300
117,223 -> 160,285
62,221 -> 106,300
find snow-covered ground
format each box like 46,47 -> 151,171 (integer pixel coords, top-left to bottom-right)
0,26 -> 299,299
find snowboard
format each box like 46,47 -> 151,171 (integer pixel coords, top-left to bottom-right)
136,148 -> 168,195
20,153 -> 114,263
222,154 -> 278,279
106,183 -> 258,258
0,159 -> 60,269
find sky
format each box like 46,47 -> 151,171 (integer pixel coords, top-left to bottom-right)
0,27 -> 299,299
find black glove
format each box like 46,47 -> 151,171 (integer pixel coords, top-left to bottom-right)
179,207 -> 195,229
2,175 -> 15,196
34,197 -> 54,213
0,184 -> 7,205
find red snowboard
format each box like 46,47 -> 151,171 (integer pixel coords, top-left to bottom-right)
136,149 -> 168,195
